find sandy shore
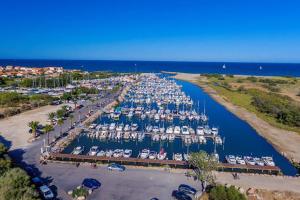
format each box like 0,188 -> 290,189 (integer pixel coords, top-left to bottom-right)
174,72 -> 300,163
0,104 -> 67,150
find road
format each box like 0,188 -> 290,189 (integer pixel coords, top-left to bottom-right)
9,87 -> 200,200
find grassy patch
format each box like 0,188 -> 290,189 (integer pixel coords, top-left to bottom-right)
204,80 -> 300,134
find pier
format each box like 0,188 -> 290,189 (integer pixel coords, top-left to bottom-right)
48,153 -> 281,175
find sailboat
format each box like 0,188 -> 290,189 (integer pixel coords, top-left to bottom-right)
222,64 -> 226,69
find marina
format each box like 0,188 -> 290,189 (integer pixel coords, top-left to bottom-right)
61,73 -> 297,175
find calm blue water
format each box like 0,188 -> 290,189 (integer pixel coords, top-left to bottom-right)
63,79 -> 297,175
0,59 -> 300,76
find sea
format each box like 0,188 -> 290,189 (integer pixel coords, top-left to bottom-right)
0,59 -> 300,76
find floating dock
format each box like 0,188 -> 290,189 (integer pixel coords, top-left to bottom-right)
48,153 -> 281,175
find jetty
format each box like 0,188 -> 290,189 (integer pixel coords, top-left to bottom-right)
48,153 -> 281,175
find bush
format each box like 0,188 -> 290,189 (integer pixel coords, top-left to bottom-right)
72,187 -> 89,198
209,185 -> 246,200
0,168 -> 39,200
246,76 -> 257,82
251,91 -> 300,127
201,74 -> 223,79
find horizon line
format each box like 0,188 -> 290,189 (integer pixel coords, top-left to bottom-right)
0,58 -> 300,65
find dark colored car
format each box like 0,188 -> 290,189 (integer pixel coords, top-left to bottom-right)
82,178 -> 101,190
178,184 -> 197,195
107,163 -> 126,171
32,177 -> 44,186
172,190 -> 192,200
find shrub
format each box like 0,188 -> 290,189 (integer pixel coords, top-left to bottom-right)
246,76 -> 257,82
72,187 -> 89,198
0,168 -> 39,200
209,185 -> 246,200
251,91 -> 300,127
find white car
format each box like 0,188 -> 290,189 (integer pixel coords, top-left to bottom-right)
39,185 -> 54,199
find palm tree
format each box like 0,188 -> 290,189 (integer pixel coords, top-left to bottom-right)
57,118 -> 64,136
28,121 -> 40,138
43,124 -> 54,145
61,105 -> 68,113
48,112 -> 55,124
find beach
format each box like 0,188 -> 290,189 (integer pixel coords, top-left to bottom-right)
174,72 -> 300,164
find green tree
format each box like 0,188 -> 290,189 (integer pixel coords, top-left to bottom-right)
0,155 -> 12,175
48,112 -> 55,123
0,143 -> 8,156
28,121 -> 40,138
43,124 -> 54,145
0,168 -> 39,200
209,185 -> 246,200
189,151 -> 218,191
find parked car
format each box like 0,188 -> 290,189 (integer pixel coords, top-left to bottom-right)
82,178 -> 101,190
171,190 -> 192,200
32,177 -> 44,186
107,163 -> 126,172
178,184 -> 197,195
39,185 -> 54,199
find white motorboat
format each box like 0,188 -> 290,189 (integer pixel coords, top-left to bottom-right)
140,149 -> 150,159
244,156 -> 256,165
173,153 -> 183,161
160,134 -> 168,141
149,151 -> 157,159
199,135 -> 206,144
116,124 -> 123,132
254,157 -> 265,166
226,155 -> 236,164
72,146 -> 84,155
96,150 -> 106,157
211,127 -> 218,135
123,149 -> 132,158
262,156 -> 275,166
124,124 -> 131,131
236,156 -> 246,165
105,150 -> 113,157
183,153 -> 190,161
166,126 -> 174,134
109,123 -> 116,131
174,126 -> 181,134
113,149 -> 124,158
196,126 -> 204,135
181,126 -> 189,135
88,146 -> 99,156
131,123 -> 138,131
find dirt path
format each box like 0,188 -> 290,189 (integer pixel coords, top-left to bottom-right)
0,105 -> 67,149
174,72 -> 300,163
216,172 -> 300,194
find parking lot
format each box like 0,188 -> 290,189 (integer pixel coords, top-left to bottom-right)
39,162 -> 200,200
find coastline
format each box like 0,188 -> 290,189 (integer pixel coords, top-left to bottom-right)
172,72 -> 300,165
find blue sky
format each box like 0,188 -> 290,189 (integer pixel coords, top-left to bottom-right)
0,0 -> 300,62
